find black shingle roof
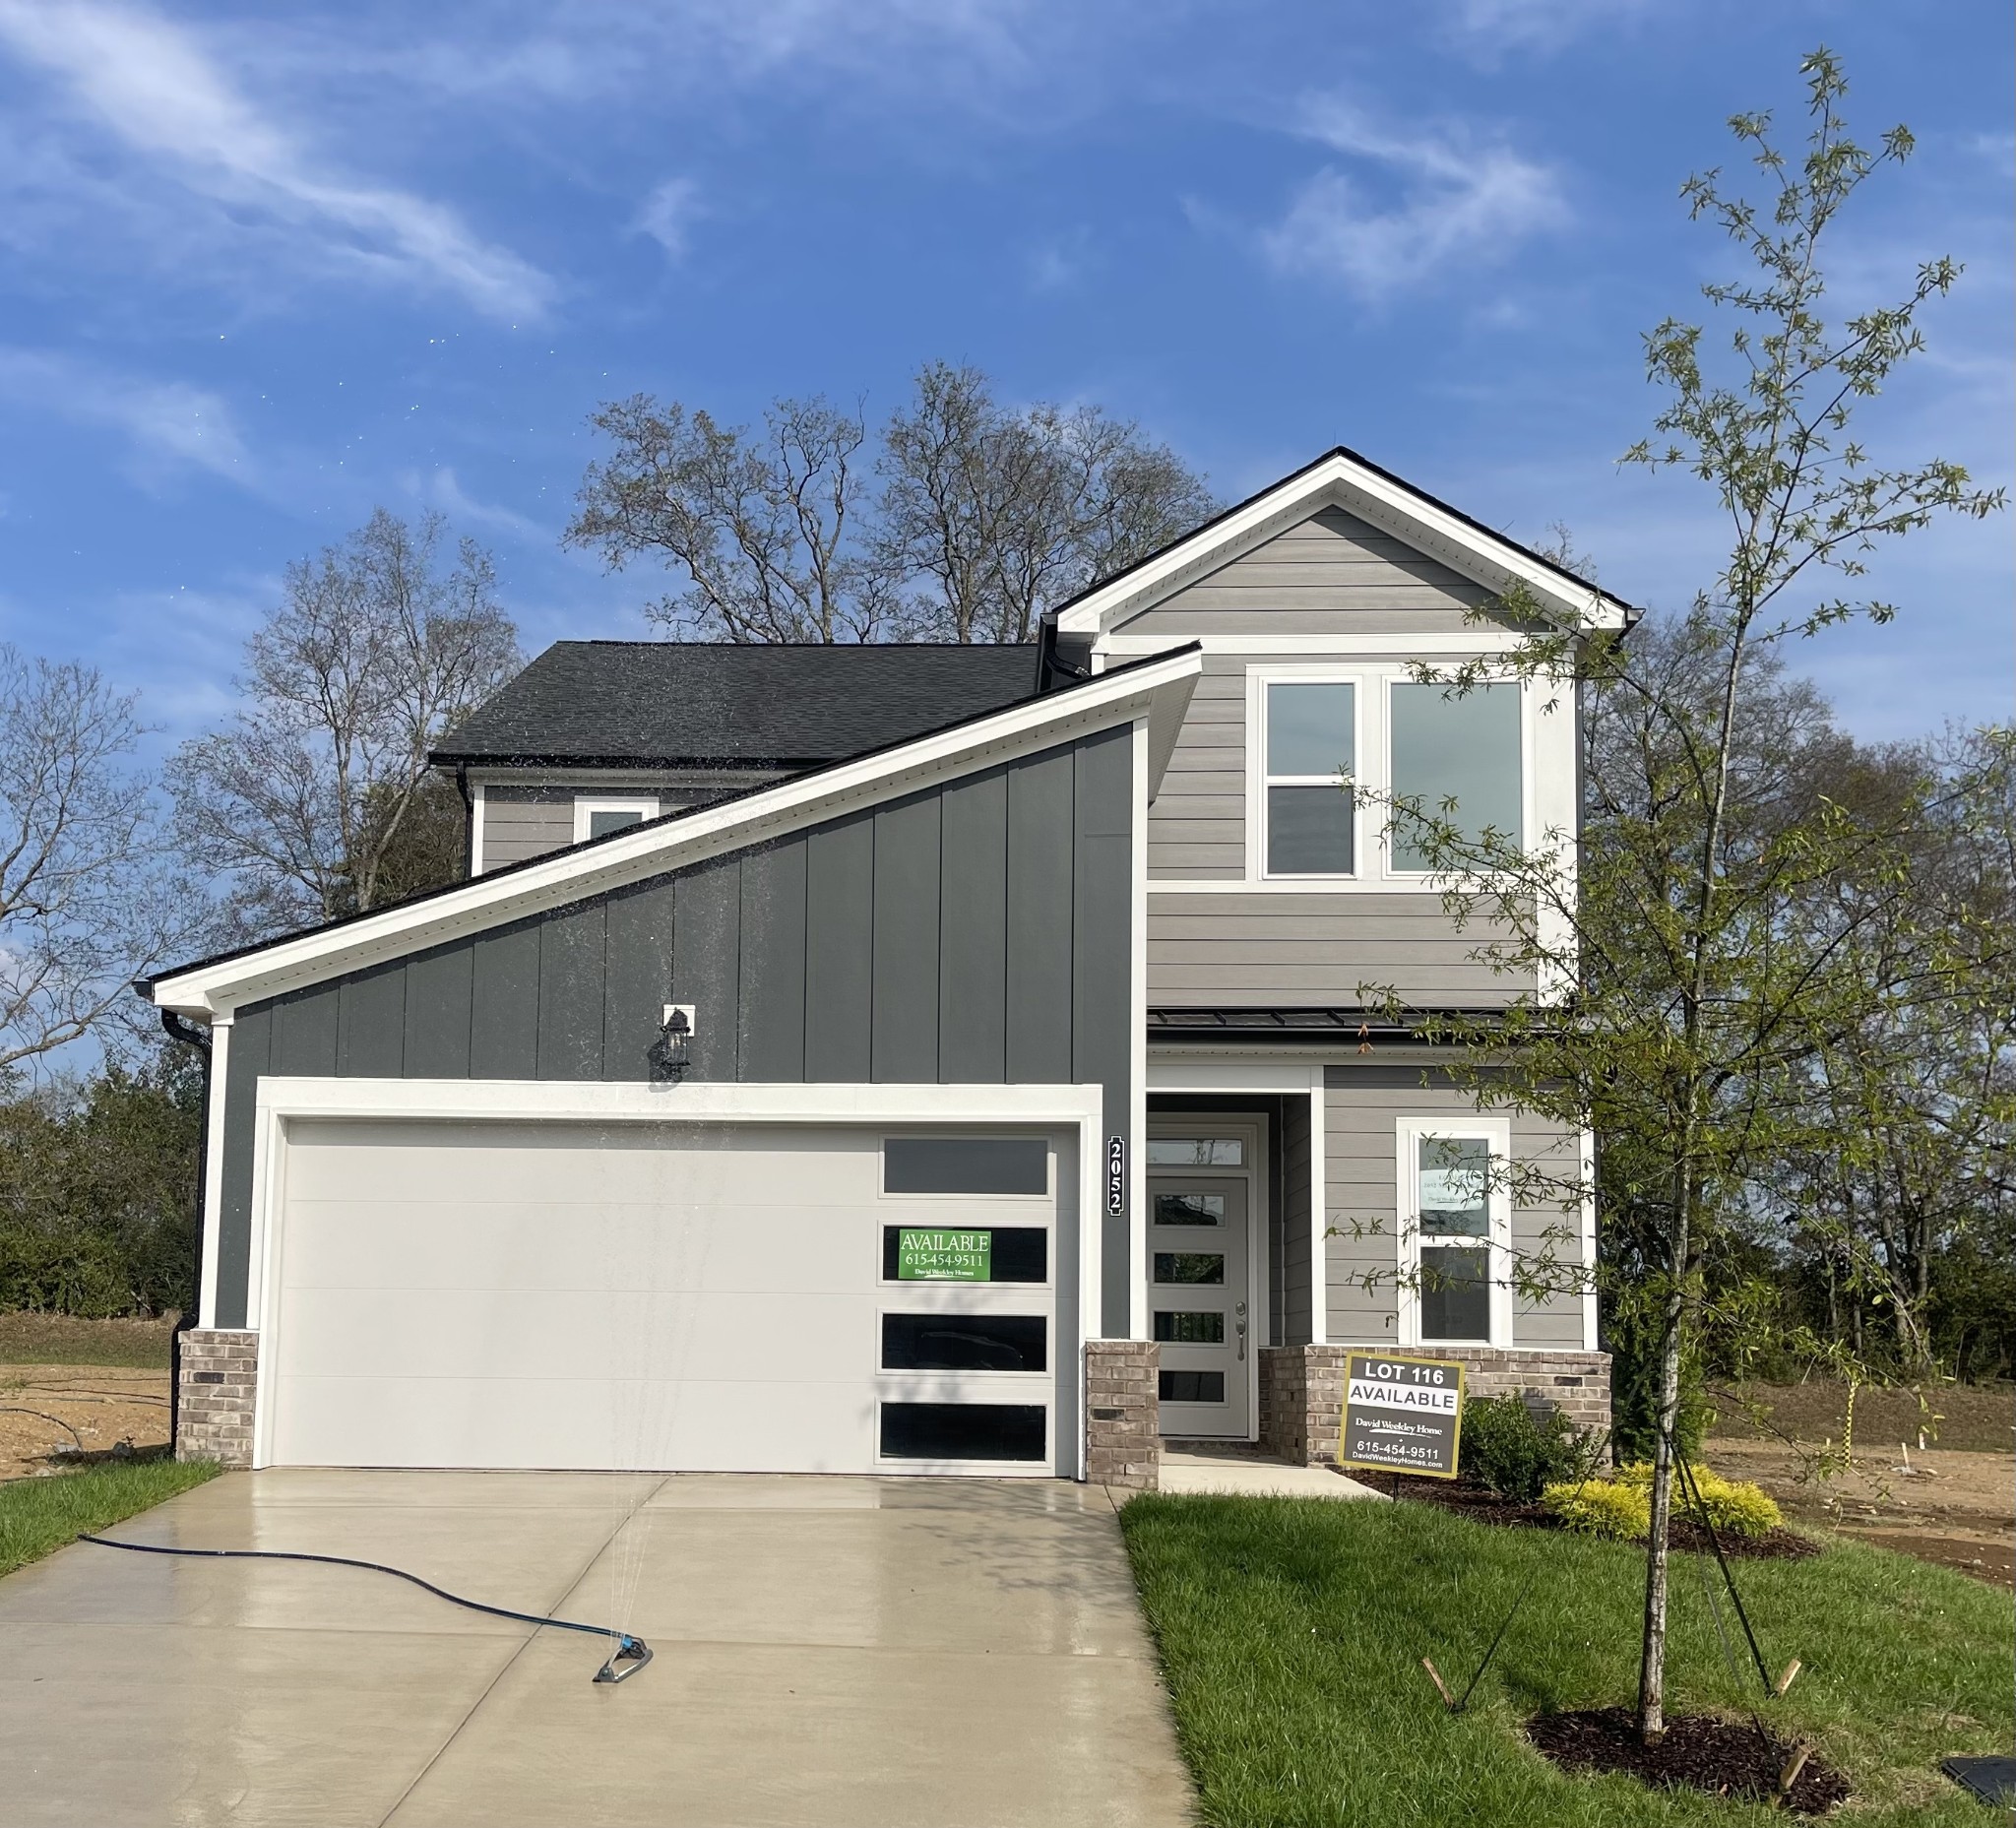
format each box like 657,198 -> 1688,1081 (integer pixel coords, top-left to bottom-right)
432,641 -> 1042,769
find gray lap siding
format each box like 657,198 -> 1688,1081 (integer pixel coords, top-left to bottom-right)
212,727 -> 1135,1335
1321,1063 -> 1586,1352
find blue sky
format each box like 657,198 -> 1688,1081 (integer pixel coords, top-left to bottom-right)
0,0 -> 2007,753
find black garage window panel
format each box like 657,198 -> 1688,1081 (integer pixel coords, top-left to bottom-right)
881,1313 -> 1047,1373
882,1227 -> 1046,1283
883,1137 -> 1048,1195
880,1403 -> 1047,1461
1159,1370 -> 1226,1403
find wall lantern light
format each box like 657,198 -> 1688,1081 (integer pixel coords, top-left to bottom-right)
655,1004 -> 696,1081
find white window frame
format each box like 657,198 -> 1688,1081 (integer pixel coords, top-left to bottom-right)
572,795 -> 660,845
1381,674 -> 1533,884
1247,668 -> 1363,882
1394,1117 -> 1512,1349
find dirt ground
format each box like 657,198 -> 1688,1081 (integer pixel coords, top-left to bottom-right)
1,1363 -> 173,1481
1705,1382 -> 2015,1590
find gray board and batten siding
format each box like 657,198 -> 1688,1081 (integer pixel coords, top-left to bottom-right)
1320,1063 -> 1585,1350
214,727 -> 1136,1334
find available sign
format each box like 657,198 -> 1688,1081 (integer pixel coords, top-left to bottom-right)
1338,1353 -> 1466,1480
896,1229 -> 991,1283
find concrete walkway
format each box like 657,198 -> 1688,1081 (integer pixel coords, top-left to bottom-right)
0,1470 -> 1195,1828
1159,1444 -> 1388,1500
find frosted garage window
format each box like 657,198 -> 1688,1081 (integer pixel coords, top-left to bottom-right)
1265,681 -> 1355,876
880,1403 -> 1046,1461
1389,682 -> 1522,871
883,1137 -> 1048,1195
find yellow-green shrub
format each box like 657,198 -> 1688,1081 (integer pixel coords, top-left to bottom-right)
1611,1461 -> 1783,1538
1543,1478 -> 1650,1540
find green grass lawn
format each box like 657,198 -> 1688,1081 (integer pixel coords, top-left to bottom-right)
1120,1493 -> 2012,1827
1,1455 -> 220,1578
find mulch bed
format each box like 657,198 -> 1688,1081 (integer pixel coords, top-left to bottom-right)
1352,1471 -> 1821,1559
1527,1707 -> 1850,1814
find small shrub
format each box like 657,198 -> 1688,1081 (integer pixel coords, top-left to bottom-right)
1543,1477 -> 1650,1540
1460,1394 -> 1591,1500
1613,1461 -> 1783,1538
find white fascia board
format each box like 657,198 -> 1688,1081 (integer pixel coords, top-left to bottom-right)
1055,453 -> 1631,639
155,650 -> 1201,1020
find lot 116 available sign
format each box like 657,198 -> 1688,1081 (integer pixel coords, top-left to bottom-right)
1339,1353 -> 1465,1479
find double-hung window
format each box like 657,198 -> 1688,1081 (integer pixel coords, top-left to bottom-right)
1261,680 -> 1356,876
1388,681 -> 1523,872
1399,1124 -> 1507,1346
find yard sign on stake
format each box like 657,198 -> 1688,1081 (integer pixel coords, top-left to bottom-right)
1339,1352 -> 1465,1480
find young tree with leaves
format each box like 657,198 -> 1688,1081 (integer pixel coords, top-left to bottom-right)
169,510 -> 520,939
1360,52 -> 2002,1742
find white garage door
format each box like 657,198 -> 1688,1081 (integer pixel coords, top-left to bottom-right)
264,1119 -> 1069,1475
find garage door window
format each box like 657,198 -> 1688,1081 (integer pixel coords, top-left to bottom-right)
880,1313 -> 1046,1373
882,1136 -> 1049,1195
882,1226 -> 1046,1283
879,1403 -> 1046,1461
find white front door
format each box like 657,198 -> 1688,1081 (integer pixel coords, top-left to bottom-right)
1148,1161 -> 1253,1438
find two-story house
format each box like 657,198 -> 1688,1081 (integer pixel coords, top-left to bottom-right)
150,447 -> 1631,1483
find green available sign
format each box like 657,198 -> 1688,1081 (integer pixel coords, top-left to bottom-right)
897,1229 -> 991,1282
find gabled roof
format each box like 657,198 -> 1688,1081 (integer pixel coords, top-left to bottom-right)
1053,445 -> 1638,637
432,641 -> 1040,770
149,645 -> 1203,1019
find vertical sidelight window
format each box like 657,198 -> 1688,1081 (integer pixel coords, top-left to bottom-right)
1388,682 -> 1522,871
1263,680 -> 1355,876
1411,1133 -> 1498,1345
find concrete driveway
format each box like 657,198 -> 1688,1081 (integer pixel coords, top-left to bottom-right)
0,1470 -> 1194,1828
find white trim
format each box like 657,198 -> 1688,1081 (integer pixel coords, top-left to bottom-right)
1309,1077 -> 1328,1345
152,649 -> 1202,1018
244,1078 -> 1106,1476
1580,1126 -> 1600,1352
197,1016 -> 231,1328
469,784 -> 487,879
572,795 -> 662,845
1128,716 -> 1151,1341
1056,450 -> 1632,638
1393,1117 -> 1513,1351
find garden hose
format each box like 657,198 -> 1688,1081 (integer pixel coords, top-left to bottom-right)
78,1534 -> 653,1683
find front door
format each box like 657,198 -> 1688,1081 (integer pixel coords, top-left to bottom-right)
1148,1172 -> 1251,1437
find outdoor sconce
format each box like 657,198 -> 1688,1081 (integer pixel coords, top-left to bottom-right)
654,1004 -> 696,1081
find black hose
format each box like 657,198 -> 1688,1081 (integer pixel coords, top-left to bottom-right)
78,1535 -> 644,1653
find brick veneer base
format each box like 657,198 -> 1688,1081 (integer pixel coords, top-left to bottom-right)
1085,1340 -> 1159,1489
1259,1344 -> 1611,1467
175,1329 -> 258,1466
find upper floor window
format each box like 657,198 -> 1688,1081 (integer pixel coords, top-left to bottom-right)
1262,680 -> 1355,877
1388,682 -> 1522,872
573,796 -> 660,843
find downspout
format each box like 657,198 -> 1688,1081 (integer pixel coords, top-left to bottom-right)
453,764 -> 473,876
157,1005 -> 213,1459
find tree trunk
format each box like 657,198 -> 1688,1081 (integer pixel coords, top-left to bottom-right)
1636,1256 -> 1685,1742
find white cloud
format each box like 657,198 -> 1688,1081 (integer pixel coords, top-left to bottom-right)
1259,101 -> 1569,299
0,347 -> 251,487
402,466 -> 546,541
1441,0 -> 1645,55
0,0 -> 551,321
632,177 -> 704,259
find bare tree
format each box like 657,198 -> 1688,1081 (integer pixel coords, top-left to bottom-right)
567,395 -> 893,643
169,510 -> 520,938
0,649 -> 190,1080
877,362 -> 1216,644
565,365 -> 1216,645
